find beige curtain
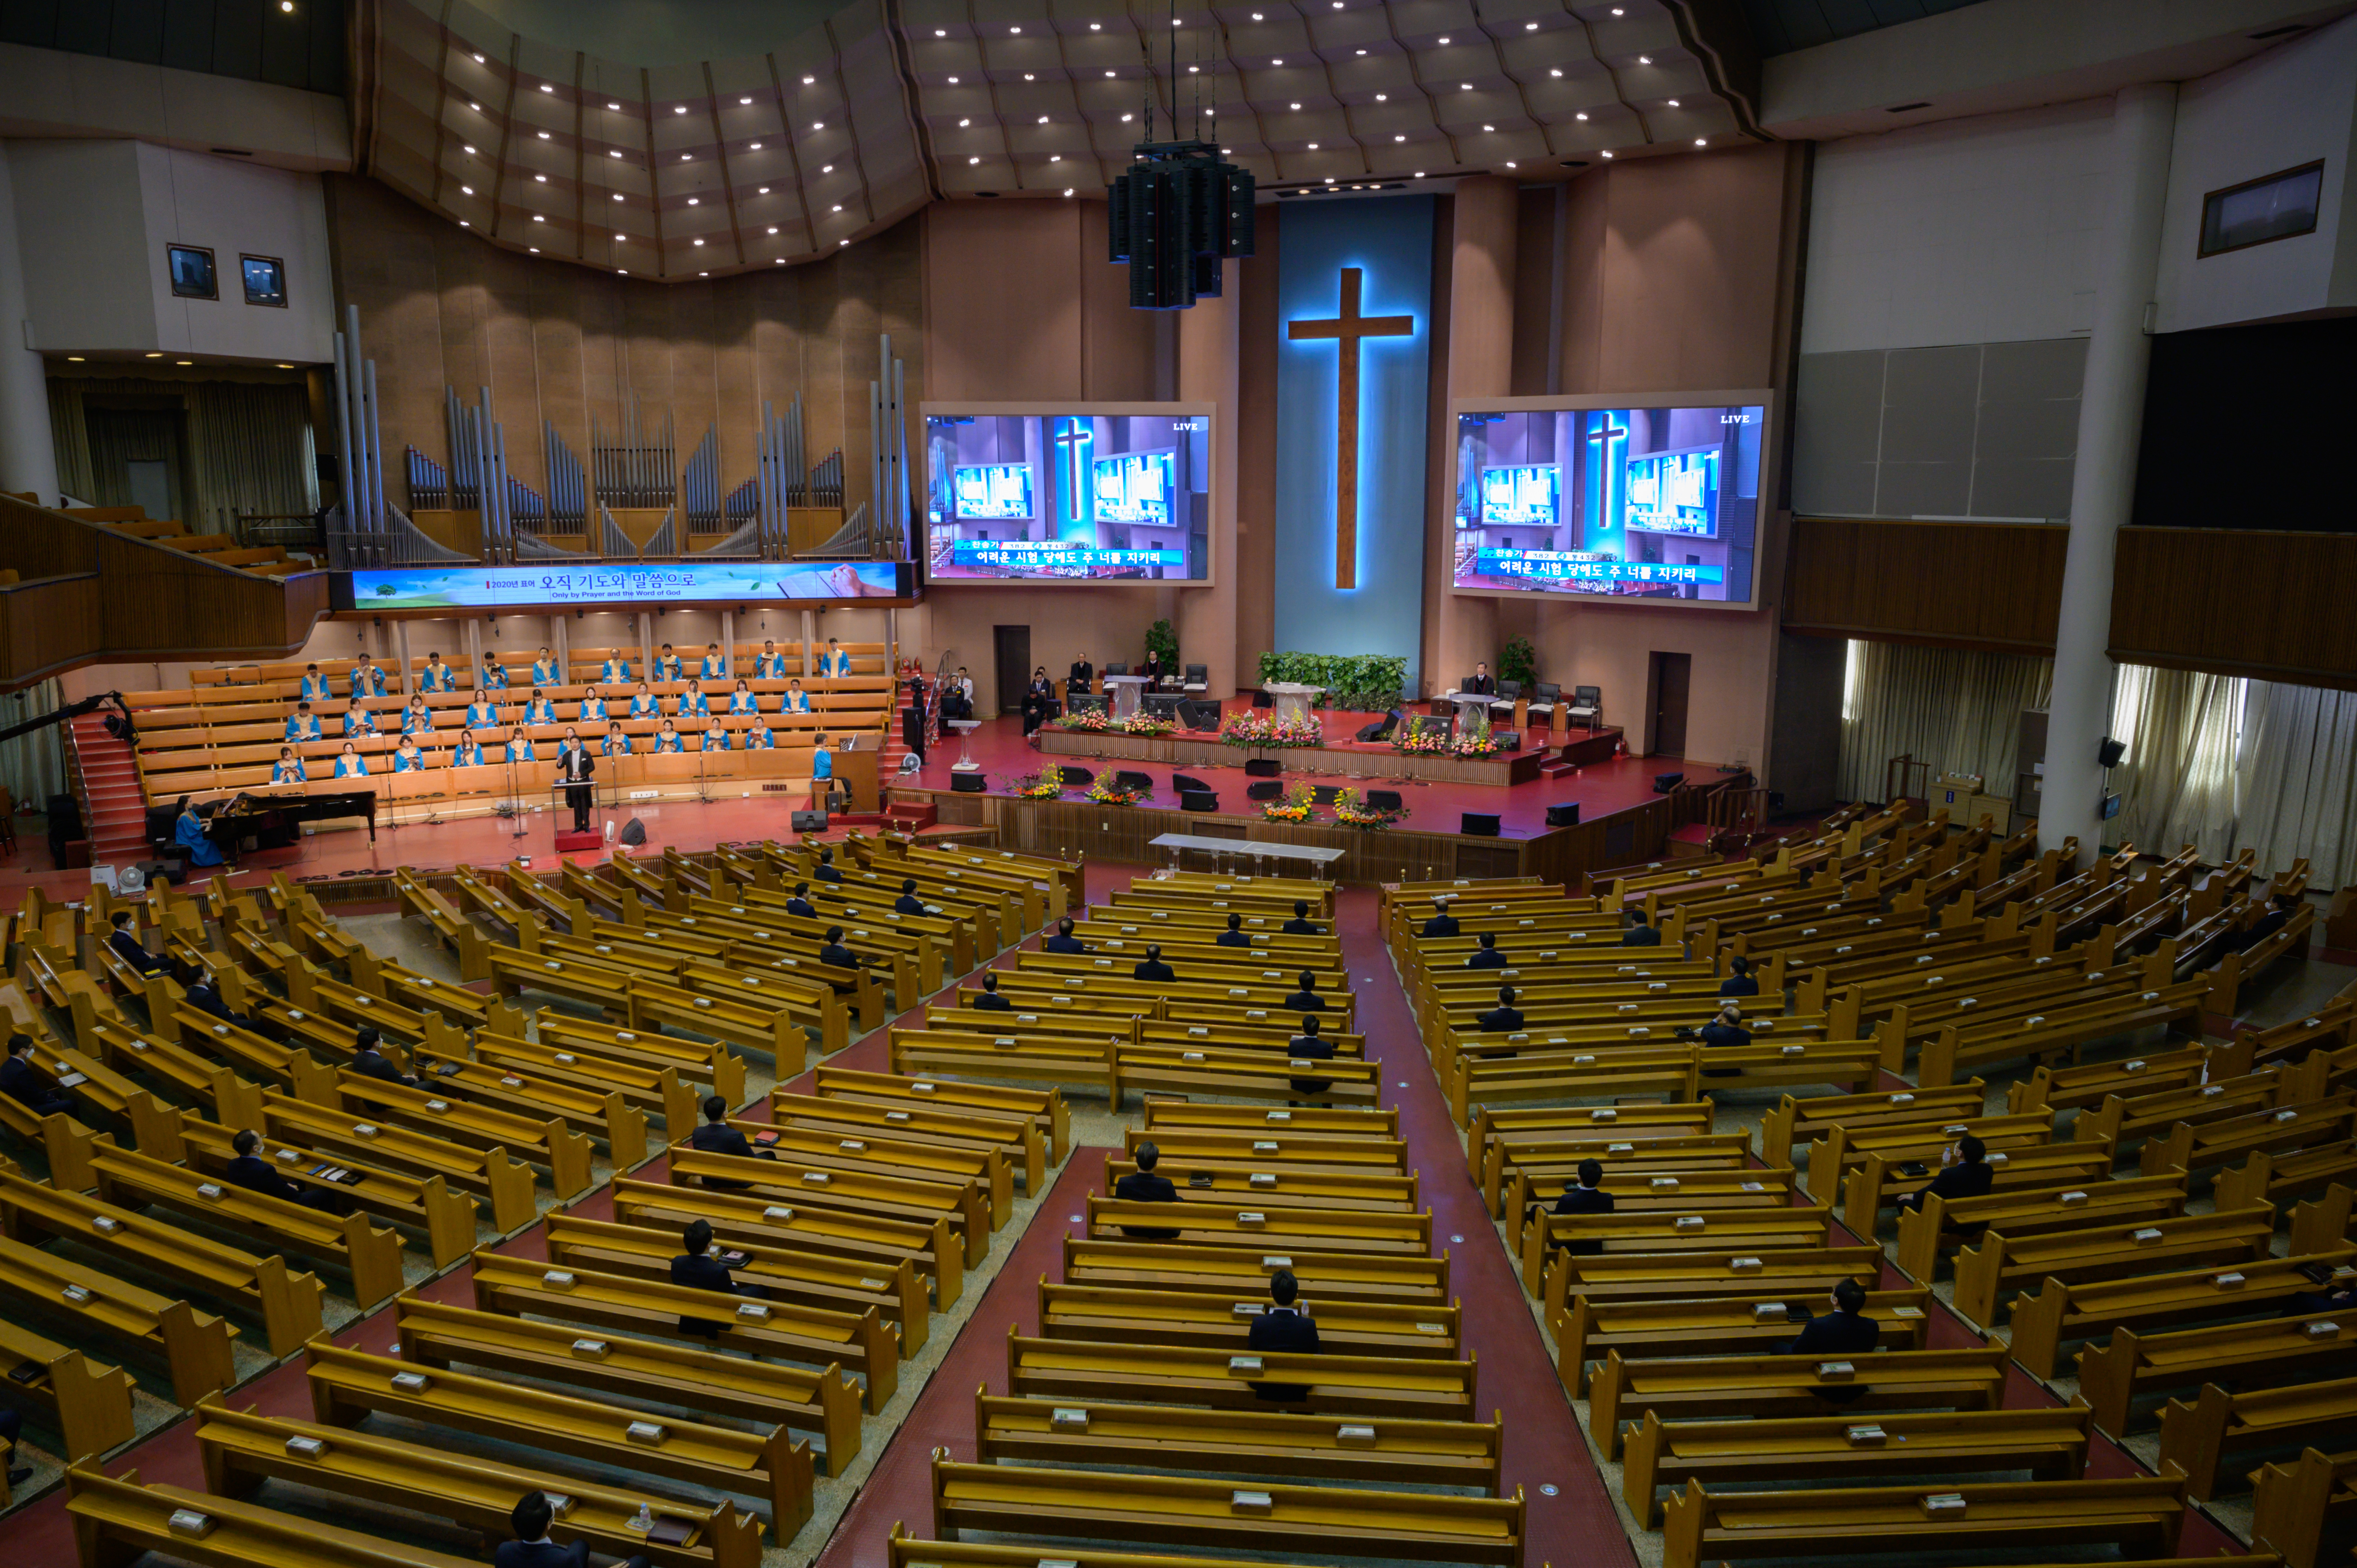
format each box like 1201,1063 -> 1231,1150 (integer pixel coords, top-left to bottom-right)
1838,640 -> 2053,803
2235,680 -> 2357,886
2107,663 -> 2244,862
48,376 -> 316,529
0,681 -> 67,811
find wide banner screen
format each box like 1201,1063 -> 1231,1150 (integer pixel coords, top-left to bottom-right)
341,560 -> 912,610
1450,398 -> 1770,606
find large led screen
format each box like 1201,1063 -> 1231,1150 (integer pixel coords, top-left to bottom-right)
923,405 -> 1212,582
1450,399 -> 1769,605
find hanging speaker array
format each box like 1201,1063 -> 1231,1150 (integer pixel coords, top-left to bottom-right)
1107,140 -> 1255,310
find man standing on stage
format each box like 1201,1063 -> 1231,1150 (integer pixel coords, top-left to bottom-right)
558,729 -> 595,833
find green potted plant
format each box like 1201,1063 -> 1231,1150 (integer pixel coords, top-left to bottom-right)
1499,634 -> 1537,692
1145,618 -> 1179,673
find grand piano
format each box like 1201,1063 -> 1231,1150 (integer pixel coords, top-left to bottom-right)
202,790 -> 377,859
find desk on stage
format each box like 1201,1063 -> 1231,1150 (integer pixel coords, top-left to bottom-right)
1150,832 -> 1346,876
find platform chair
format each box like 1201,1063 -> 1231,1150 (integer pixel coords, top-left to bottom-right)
1527,682 -> 1560,737
1569,685 -> 1603,733
1487,679 -> 1521,723
1182,664 -> 1209,696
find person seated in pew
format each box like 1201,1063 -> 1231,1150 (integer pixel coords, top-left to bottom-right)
577,686 -> 607,724
1680,1003 -> 1751,1079
500,1488 -> 650,1568
1466,931 -> 1508,969
418,652 -> 455,693
392,735 -> 429,772
671,1217 -> 769,1334
653,719 -> 684,754
108,911 -> 168,976
401,694 -> 435,735
1719,954 -> 1760,999
602,722 -> 634,758
270,745 -> 307,784
1287,1015 -> 1336,1102
2233,902 -> 2292,953
1133,943 -> 1175,982
818,926 -> 861,985
688,1094 -> 775,1190
693,642 -> 724,682
1620,908 -> 1663,947
505,731 -> 537,765
756,640 -> 788,680
226,1128 -> 347,1213
2,1033 -> 78,1119
2286,1276 -> 2357,1317
1284,971 -> 1327,1012
973,971 -> 1011,1010
627,682 -> 660,719
342,705 -> 378,739
1552,1158 -> 1613,1255
1478,985 -> 1523,1032
744,715 -> 775,749
1774,1277 -> 1879,1401
178,962 -> 253,1030
728,679 -> 758,716
1283,900 -> 1324,936
701,721 -> 731,753
782,678 -> 812,714
1217,913 -> 1253,948
1246,1269 -> 1321,1401
821,637 -> 852,677
298,662 -> 333,703
677,680 -> 711,721
785,881 -> 818,919
0,1408 -> 28,1487
452,729 -> 487,768
1896,1132 -> 1994,1216
1114,1141 -> 1181,1238
349,652 -> 387,698
350,1027 -> 418,1090
285,702 -> 322,743
1421,899 -> 1460,938
894,878 -> 928,916
520,687 -> 557,727
530,647 -> 561,686
813,847 -> 845,884
654,643 -> 685,682
1043,916 -> 1088,955
332,742 -> 370,779
464,691 -> 503,729
598,651 -> 632,686
476,655 -> 509,691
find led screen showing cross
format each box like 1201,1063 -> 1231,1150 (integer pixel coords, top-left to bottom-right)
1050,418 -> 1093,529
1288,266 -> 1413,590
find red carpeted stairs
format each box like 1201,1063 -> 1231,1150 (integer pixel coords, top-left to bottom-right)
69,712 -> 150,863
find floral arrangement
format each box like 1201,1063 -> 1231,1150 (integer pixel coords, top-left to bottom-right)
1057,707 -> 1111,733
1007,771 -> 1065,800
1085,774 -> 1149,807
1261,782 -> 1317,823
1393,724 -> 1453,756
1331,787 -> 1408,830
1451,727 -> 1502,758
1221,712 -> 1325,749
1120,714 -> 1175,737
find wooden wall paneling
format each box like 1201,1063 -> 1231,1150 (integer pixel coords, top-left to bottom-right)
1781,517 -> 2067,654
2112,528 -> 2357,692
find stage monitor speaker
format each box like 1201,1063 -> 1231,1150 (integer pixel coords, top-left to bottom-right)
1367,789 -> 1403,811
790,810 -> 827,833
1244,758 -> 1282,778
1356,707 -> 1403,742
1246,781 -> 1283,802
1181,699 -> 1222,731
618,817 -> 648,846
1493,729 -> 1521,752
1179,788 -> 1218,813
1172,774 -> 1210,794
1115,770 -> 1154,793
1058,765 -> 1094,787
1251,689 -> 1275,709
1652,772 -> 1685,795
1311,784 -> 1342,805
1545,802 -> 1581,826
1460,812 -> 1501,837
951,773 -> 986,793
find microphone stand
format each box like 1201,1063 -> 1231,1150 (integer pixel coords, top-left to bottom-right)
504,735 -> 528,840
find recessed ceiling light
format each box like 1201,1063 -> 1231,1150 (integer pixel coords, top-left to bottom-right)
607,101 -> 619,109
934,27 -> 945,36
832,203 -> 842,212
1290,102 -> 1300,110
1638,55 -> 1651,65
675,105 -> 687,114
959,117 -> 970,127
804,75 -> 816,85
1526,20 -> 1538,29
1601,149 -> 1613,158
1252,11 -> 1263,18
532,212 -> 544,220
1612,5 -> 1624,13
1010,24 -> 1020,32
1025,72 -> 1035,79
700,271 -> 708,276
680,153 -> 691,160
472,52 -> 483,62
463,144 -> 475,153
969,155 -> 981,164
66,355 -> 83,361
1106,69 -> 1116,76
616,233 -> 625,239
1483,124 -> 1495,132
776,257 -> 785,263
461,184 -> 474,194
1438,36 -> 1449,44
948,76 -> 959,83
1187,65 -> 1197,72
468,101 -> 480,110
761,184 -> 773,191
1273,58 -> 1283,66
749,141 -> 762,148
1694,137 -> 1707,146
1375,93 -> 1387,101
534,172 -> 546,181
1122,113 -> 1133,122
741,95 -> 752,104
1505,160 -> 1516,167
1307,142 -> 1318,149
693,238 -> 704,245
177,359 -> 192,365
1394,134 -> 1405,141
820,166 -> 831,173
610,148 -> 622,156
1064,185 -> 1075,194
687,197 -> 699,205
540,83 -> 553,92
1413,170 -> 1424,177
617,268 -> 626,274
1039,115 -> 1050,123
1666,98 -> 1679,107
1325,176 -> 1334,183
1050,154 -> 1061,161
613,193 -> 624,201
459,220 -> 469,226
1090,22 -> 1101,30
1462,83 -> 1474,90
839,238 -> 847,246
1575,111 -> 1588,120
145,351 -> 163,358
1357,48 -> 1366,55
528,247 -> 538,253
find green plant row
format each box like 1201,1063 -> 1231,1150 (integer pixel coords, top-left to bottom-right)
1253,651 -> 1409,710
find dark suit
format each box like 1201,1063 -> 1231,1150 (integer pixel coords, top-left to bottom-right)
1420,915 -> 1460,938
557,748 -> 595,831
820,942 -> 859,971
786,897 -> 818,918
1,1055 -> 76,1117
1283,918 -> 1322,935
1283,991 -> 1325,1013
1551,1183 -> 1615,1255
109,929 -> 165,975
1621,925 -> 1663,947
1699,1022 -> 1751,1051
1043,934 -> 1088,954
1463,675 -> 1495,696
815,864 -> 845,883
672,1248 -> 765,1335
186,985 -> 250,1030
1216,930 -> 1253,947
689,1120 -> 775,1190
1466,948 -> 1507,970
1719,974 -> 1761,999
895,894 -> 927,915
1068,661 -> 1094,692
349,1051 -> 415,1088
226,1152 -> 343,1212
1477,1006 -> 1524,1032
495,1543 -> 596,1568
1133,960 -> 1175,982
1777,1308 -> 1880,1402
1899,1157 -> 1995,1215
1286,1037 -> 1336,1097
973,990 -> 1012,1011
1246,1305 -> 1321,1400
1113,1169 -> 1180,1238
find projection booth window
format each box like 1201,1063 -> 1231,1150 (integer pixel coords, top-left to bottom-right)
2198,162 -> 2324,258
242,255 -> 288,307
167,244 -> 217,300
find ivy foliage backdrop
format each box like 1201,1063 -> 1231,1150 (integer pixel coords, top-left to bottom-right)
1254,652 -> 1409,710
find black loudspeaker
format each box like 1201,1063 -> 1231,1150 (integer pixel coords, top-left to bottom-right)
1181,699 -> 1222,731
1492,729 -> 1520,752
1652,772 -> 1685,795
790,810 -> 828,832
2097,736 -> 2126,768
1367,789 -> 1403,811
951,773 -> 987,793
1460,812 -> 1501,837
1311,785 -> 1342,805
1180,788 -> 1218,812
1058,765 -> 1094,787
1545,802 -> 1581,826
1115,770 -> 1154,792
1244,758 -> 1282,778
1172,775 -> 1209,794
618,817 -> 648,846
1251,689 -> 1275,709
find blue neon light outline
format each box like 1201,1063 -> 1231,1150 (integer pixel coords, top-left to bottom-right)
1282,258 -> 1420,593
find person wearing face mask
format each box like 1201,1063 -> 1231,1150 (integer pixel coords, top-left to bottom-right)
1896,1133 -> 1994,1215
226,1128 -> 346,1212
1,1033 -> 78,1117
1772,1278 -> 1880,1400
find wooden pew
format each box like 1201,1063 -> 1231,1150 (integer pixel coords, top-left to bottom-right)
1005,1328 -> 1475,1420
611,1177 -> 965,1309
2006,1042 -> 2245,1115
1951,1205 -> 2275,1330
2072,1068 -> 2293,1157
194,1397 -> 765,1568
716,1112 -> 1010,1227
664,1146 -> 987,1270
0,1233 -> 236,1407
536,1009 -> 750,1112
64,1460 -> 486,1568
0,1318 -> 135,1460
2009,1247 -> 2357,1380
1893,1174 -> 2188,1284
1588,1345 -> 2012,1454
2138,1095 -> 2357,1181
1541,1246 -> 1887,1317
1038,1279 -> 1459,1360
2251,1444 -> 2357,1568
1657,1473 -> 2187,1568
2159,1375 -> 2357,1500
167,1115 -> 483,1269
814,1065 -> 1068,1165
1059,1236 -> 1450,1307
1759,1082 -> 1987,1167
1520,1204 -> 1838,1293
1086,1193 -> 1430,1256
306,1339 -> 816,1535
326,1069 -> 593,1201
1149,1100 -> 1399,1141
1551,1290 -> 1932,1393
2078,1309 -> 2357,1438
1105,1155 -> 1418,1215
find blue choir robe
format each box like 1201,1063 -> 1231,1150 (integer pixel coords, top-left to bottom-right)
402,710 -> 434,735
676,692 -> 710,720
452,743 -> 486,768
465,702 -> 500,728
334,754 -> 370,778
602,734 -> 634,756
285,714 -> 321,742
532,659 -> 561,685
744,726 -> 775,750
822,650 -> 852,676
175,811 -> 224,867
418,664 -> 453,693
727,691 -> 757,715
350,664 -> 387,697
344,710 -> 377,737
600,658 -> 631,684
477,664 -> 509,690
506,738 -> 536,763
812,749 -> 833,781
654,655 -> 684,680
523,699 -> 556,725
579,697 -> 607,722
654,731 -> 684,754
298,674 -> 333,702
781,690 -> 811,713
755,652 -> 787,678
699,655 -> 728,681
393,747 -> 428,772
271,759 -> 307,783
702,731 -> 731,752
628,695 -> 659,718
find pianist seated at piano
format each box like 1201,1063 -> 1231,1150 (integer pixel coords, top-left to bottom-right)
176,802 -> 224,867
476,656 -> 509,690
578,686 -> 607,723
453,730 -> 487,768
782,679 -> 811,713
465,694 -> 502,728
627,682 -> 659,719
392,737 -> 429,772
728,679 -> 758,715
298,663 -> 333,702
602,722 -> 634,757
521,689 -> 557,726
343,706 -> 378,738
702,722 -> 731,752
745,717 -> 776,749
286,703 -> 321,742
272,746 -> 306,784
653,719 -> 684,754
401,697 -> 434,735
506,733 -> 537,763
333,742 -> 370,778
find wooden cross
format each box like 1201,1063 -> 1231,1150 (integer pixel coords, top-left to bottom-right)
1288,266 -> 1413,590
1586,413 -> 1629,538
1049,418 -> 1093,528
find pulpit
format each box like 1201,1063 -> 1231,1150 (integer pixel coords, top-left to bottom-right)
1264,682 -> 1324,724
1103,674 -> 1153,719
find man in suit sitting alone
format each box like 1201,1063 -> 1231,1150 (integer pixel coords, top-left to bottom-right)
226,1128 -> 346,1213
179,962 -> 253,1030
1133,943 -> 1175,982
498,1488 -> 649,1568
689,1093 -> 776,1190
1719,954 -> 1760,998
1246,1268 -> 1321,1401
349,1028 -> 417,1088
671,1217 -> 770,1335
1043,916 -> 1088,954
785,881 -> 818,918
1283,901 -> 1323,936
1287,1015 -> 1336,1102
2,1034 -> 77,1118
814,848 -> 845,883
1114,1140 -> 1181,1238
107,911 -> 167,975
818,927 -> 861,986
1216,913 -> 1253,948
1466,931 -> 1507,969
1897,1132 -> 1995,1216
973,971 -> 1012,1010
1620,908 -> 1663,947
1479,986 -> 1523,1032
1553,1158 -> 1615,1255
1774,1277 -> 1880,1402
894,878 -> 928,916
1420,900 -> 1460,938
1283,970 -> 1327,1012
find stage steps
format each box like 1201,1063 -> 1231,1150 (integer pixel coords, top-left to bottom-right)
68,711 -> 150,864
886,798 -> 936,832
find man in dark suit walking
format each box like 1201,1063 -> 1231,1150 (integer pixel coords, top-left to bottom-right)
1465,932 -> 1507,969
1113,1141 -> 1181,1238
497,1489 -> 649,1568
1132,944 -> 1175,982
1246,1269 -> 1321,1401
1774,1278 -> 1880,1402
1552,1158 -> 1614,1255
1216,913 -> 1253,948
1478,986 -> 1523,1032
